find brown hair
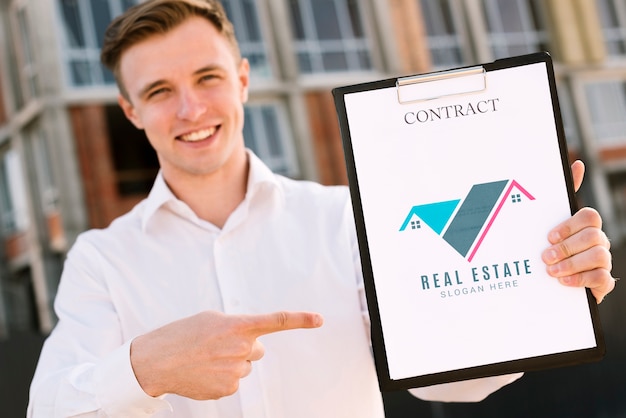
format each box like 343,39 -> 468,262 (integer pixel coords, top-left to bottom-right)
100,0 -> 240,99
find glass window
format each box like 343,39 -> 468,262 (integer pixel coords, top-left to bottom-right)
584,80 -> 626,148
420,0 -> 465,68
0,150 -> 30,234
59,0 -> 85,48
287,0 -> 372,74
57,0 -> 138,87
58,0 -> 271,86
481,0 -> 549,59
596,0 -> 626,57
243,102 -> 299,177
222,0 -> 272,78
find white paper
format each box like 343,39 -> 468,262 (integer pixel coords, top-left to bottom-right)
344,62 -> 597,381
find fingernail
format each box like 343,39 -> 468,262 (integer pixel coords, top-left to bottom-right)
549,230 -> 561,243
545,249 -> 558,263
547,263 -> 559,275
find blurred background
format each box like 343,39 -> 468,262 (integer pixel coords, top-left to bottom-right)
1,0 -> 625,416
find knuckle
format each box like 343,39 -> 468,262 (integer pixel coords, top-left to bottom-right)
276,311 -> 288,328
579,207 -> 602,227
250,339 -> 265,360
240,360 -> 253,378
580,226 -> 600,244
588,268 -> 611,288
231,318 -> 251,336
569,272 -> 583,286
209,377 -> 240,399
560,258 -> 575,275
557,241 -> 573,259
233,339 -> 252,358
592,246 -> 613,270
224,380 -> 240,397
602,249 -> 613,270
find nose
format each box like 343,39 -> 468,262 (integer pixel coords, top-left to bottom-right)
176,88 -> 207,121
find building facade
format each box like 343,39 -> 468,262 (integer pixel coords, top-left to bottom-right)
0,0 -> 625,337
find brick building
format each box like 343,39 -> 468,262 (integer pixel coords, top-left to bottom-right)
0,0 -> 625,339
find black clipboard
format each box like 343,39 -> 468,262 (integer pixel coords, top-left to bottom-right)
333,52 -> 605,391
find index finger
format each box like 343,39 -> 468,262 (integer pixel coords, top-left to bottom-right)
244,311 -> 324,337
547,207 -> 603,245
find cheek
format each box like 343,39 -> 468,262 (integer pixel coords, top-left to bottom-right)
140,106 -> 173,138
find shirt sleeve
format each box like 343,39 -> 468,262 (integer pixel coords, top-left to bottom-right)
408,373 -> 524,402
27,238 -> 171,417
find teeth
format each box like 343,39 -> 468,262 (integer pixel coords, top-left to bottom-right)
180,128 -> 215,142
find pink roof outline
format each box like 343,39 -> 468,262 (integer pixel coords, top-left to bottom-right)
467,180 -> 536,262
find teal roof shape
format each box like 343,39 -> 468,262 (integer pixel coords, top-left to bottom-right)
399,199 -> 460,234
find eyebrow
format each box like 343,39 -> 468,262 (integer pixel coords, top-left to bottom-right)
137,80 -> 167,100
136,65 -> 224,99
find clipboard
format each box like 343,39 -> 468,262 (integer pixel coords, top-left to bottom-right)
333,52 -> 605,391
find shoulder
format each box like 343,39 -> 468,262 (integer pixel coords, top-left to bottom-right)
273,175 -> 354,229
70,199 -> 147,255
276,175 -> 350,205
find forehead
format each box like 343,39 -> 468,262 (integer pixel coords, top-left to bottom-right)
119,17 -> 238,92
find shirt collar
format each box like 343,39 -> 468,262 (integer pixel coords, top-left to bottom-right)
245,149 -> 281,196
140,149 -> 282,231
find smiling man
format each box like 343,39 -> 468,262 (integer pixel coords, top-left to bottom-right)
27,1 -> 616,417
117,12 -> 250,228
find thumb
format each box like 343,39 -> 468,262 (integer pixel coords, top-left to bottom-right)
570,160 -> 585,193
246,311 -> 324,337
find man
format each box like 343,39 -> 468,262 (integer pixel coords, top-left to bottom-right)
28,1 -> 615,416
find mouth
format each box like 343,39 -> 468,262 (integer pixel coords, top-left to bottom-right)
177,126 -> 218,142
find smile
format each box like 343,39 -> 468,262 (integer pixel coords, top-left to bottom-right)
178,127 -> 217,142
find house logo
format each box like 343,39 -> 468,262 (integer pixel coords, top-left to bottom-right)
399,180 -> 535,262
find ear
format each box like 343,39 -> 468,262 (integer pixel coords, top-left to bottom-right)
238,58 -> 250,103
118,94 -> 144,130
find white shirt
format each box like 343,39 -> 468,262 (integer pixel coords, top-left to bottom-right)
28,151 -> 521,417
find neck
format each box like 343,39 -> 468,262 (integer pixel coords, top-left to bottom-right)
162,151 -> 249,229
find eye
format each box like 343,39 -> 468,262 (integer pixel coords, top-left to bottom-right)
147,87 -> 169,99
199,72 -> 221,84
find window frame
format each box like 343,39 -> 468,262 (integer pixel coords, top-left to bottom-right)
420,0 -> 473,69
55,0 -> 137,89
0,147 -> 30,235
479,0 -> 550,60
243,98 -> 300,178
596,0 -> 626,59
7,1 -> 40,107
571,70 -> 626,164
569,69 -> 626,239
285,0 -> 377,76
222,0 -> 276,80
